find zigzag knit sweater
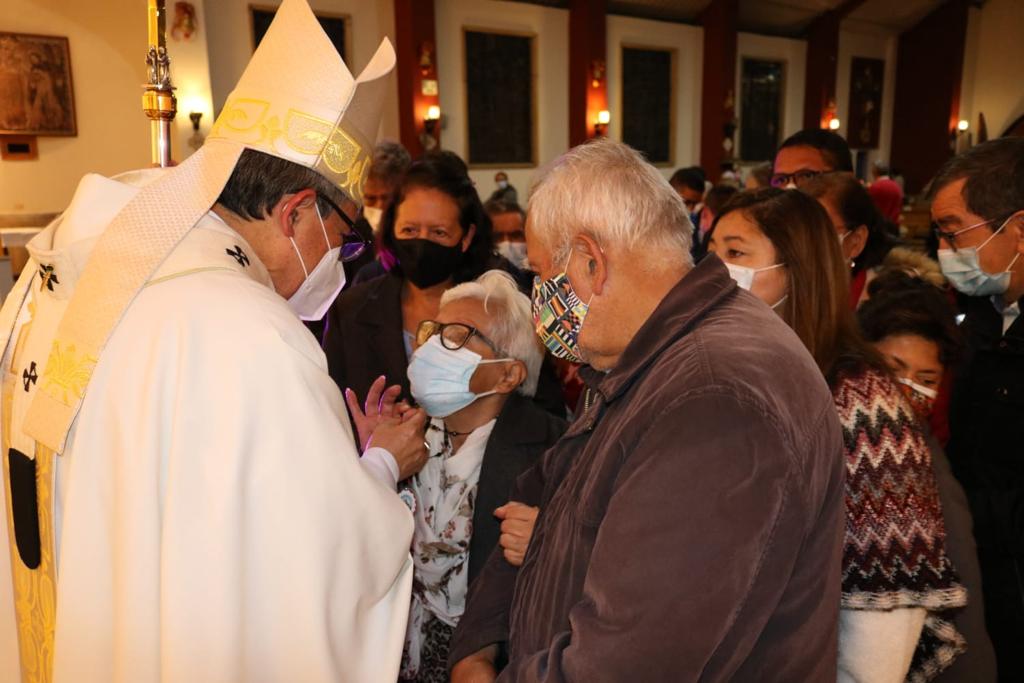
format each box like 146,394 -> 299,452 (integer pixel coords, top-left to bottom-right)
834,365 -> 968,681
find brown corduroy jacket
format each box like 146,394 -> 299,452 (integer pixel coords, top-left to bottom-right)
449,255 -> 846,682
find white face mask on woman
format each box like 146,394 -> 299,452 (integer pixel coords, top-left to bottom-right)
408,336 -> 512,418
286,204 -> 346,321
725,262 -> 785,291
496,241 -> 529,270
362,205 -> 383,233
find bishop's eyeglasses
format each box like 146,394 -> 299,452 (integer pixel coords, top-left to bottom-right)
318,193 -> 369,262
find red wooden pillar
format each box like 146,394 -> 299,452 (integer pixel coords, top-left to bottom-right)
802,1 -> 866,130
698,0 -> 738,182
394,0 -> 439,157
803,13 -> 841,130
891,0 -> 970,194
568,0 -> 607,147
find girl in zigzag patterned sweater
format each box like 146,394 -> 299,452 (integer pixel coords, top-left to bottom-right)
708,188 -> 966,682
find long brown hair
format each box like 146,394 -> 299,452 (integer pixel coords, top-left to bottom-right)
713,188 -> 884,384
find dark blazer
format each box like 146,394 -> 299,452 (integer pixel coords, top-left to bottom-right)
469,393 -> 567,585
946,292 -> 1024,680
323,273 -> 408,405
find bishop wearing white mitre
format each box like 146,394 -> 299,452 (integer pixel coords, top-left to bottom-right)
0,1 -> 422,681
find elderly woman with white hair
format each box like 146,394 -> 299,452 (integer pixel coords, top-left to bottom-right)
378,269 -> 567,682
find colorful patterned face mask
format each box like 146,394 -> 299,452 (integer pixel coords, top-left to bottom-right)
897,377 -> 938,420
532,251 -> 591,363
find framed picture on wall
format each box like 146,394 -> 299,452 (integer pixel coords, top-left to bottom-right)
0,32 -> 77,136
848,57 -> 884,150
463,28 -> 536,167
621,45 -> 675,166
250,5 -> 348,62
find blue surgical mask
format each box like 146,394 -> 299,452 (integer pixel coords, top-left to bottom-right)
938,215 -> 1021,296
408,335 -> 511,418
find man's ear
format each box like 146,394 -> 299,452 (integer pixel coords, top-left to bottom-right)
1011,210 -> 1024,256
494,360 -> 527,396
461,224 -> 477,253
275,188 -> 318,238
847,224 -> 869,260
572,233 -> 607,297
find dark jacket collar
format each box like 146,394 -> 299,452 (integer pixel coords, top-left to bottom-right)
488,392 -> 557,447
354,273 -> 404,328
579,254 -> 737,404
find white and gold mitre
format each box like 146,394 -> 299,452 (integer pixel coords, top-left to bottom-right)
18,0 -> 394,454
208,0 -> 394,204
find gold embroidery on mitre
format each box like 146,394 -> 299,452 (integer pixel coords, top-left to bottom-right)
284,110 -> 371,202
210,98 -> 371,202
40,341 -> 97,407
3,380 -> 57,683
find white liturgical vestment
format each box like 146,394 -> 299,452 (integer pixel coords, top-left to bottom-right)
0,170 -> 414,683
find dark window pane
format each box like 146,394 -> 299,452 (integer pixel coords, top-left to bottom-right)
740,59 -> 783,162
465,31 -> 534,165
252,8 -> 346,60
622,47 -> 673,164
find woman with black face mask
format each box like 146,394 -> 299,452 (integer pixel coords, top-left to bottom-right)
323,152 -> 554,425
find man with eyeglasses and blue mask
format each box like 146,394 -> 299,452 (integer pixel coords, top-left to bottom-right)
929,137 -> 1024,682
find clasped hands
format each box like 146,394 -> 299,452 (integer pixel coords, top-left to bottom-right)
345,376 -> 428,481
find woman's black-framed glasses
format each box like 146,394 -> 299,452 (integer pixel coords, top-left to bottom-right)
318,193 -> 369,263
416,320 -> 503,355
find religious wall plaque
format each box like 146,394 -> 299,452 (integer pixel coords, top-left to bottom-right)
251,6 -> 347,62
0,33 -> 77,137
848,57 -> 884,150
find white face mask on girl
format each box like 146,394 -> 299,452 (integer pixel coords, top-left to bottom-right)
725,261 -> 785,292
286,203 -> 346,321
362,206 -> 383,233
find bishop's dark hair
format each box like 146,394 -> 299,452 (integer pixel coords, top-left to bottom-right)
215,148 -> 348,220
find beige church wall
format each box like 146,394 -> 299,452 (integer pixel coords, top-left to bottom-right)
203,0 -> 400,144
435,0 -> 569,204
960,0 -> 1024,141
0,0 -> 151,214
835,24 -> 897,171
735,31 -> 807,163
605,15 -> 703,179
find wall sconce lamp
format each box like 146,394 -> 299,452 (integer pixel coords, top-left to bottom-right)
421,105 -> 441,151
595,110 -> 610,137
952,119 -> 971,152
828,117 -> 841,131
425,105 -> 441,132
187,110 -> 204,151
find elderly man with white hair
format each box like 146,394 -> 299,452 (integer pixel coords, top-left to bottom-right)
449,138 -> 846,682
